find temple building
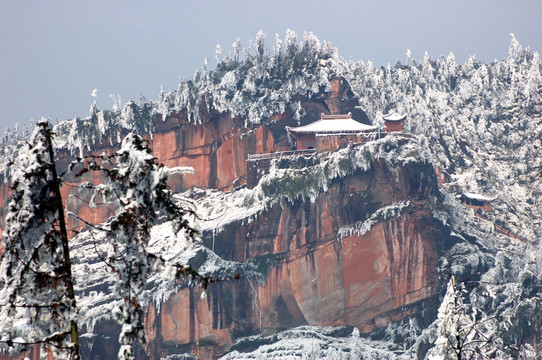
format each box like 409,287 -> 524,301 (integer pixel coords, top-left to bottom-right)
383,113 -> 407,132
247,112 -> 407,188
286,113 -> 377,151
459,192 -> 496,212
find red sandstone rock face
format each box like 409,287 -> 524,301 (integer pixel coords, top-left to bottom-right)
150,116 -> 276,191
258,211 -> 438,332
0,77 -> 366,232
138,161 -> 448,359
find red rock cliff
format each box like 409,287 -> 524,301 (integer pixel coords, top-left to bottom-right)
0,78 -> 365,232
129,158 -> 448,359
1,80 -> 446,360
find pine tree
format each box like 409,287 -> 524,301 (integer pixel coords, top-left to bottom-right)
0,120 -> 80,359
430,277 -> 498,360
74,133 -> 197,360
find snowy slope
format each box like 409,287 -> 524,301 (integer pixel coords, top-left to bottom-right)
221,326 -> 405,360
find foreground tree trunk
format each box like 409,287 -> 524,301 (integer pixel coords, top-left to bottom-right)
0,120 -> 80,359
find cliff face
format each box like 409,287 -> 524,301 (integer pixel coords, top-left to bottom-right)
134,155 -> 447,359
0,78 -> 364,231
1,80 -> 448,360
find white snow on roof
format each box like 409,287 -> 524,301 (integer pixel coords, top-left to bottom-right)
383,113 -> 406,121
287,118 -> 376,134
463,192 -> 497,202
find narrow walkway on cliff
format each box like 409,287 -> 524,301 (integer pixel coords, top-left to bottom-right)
473,211 -> 530,246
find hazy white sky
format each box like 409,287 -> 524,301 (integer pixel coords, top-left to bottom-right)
1,0 -> 540,130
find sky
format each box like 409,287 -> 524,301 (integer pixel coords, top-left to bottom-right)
1,0 -> 540,131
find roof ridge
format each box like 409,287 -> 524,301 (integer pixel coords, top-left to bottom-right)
321,112 -> 352,120
383,113 -> 407,121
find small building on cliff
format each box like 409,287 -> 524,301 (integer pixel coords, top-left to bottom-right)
383,113 -> 406,132
286,113 -> 377,152
459,192 -> 496,212
247,112 -> 407,189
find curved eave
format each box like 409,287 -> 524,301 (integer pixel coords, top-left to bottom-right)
462,192 -> 498,202
287,129 -> 377,135
383,114 -> 407,122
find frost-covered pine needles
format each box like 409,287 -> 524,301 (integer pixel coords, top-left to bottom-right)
71,133 -> 199,360
0,121 -> 80,360
0,127 -> 205,360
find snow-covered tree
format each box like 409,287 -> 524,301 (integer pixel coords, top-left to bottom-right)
255,30 -> 266,59
429,277 -> 498,360
0,120 -> 80,359
73,133 -> 197,360
233,37 -> 241,64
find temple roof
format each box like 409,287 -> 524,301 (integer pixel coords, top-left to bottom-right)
462,192 -> 497,202
287,114 -> 377,135
383,113 -> 407,121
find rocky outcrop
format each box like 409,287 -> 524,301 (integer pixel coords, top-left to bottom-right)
130,158 -> 449,359
147,77 -> 368,193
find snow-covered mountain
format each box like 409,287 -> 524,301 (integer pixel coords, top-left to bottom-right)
0,31 -> 540,359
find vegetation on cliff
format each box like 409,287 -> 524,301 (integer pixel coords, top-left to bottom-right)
259,134 -> 430,203
0,31 -> 541,358
1,31 -> 539,241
